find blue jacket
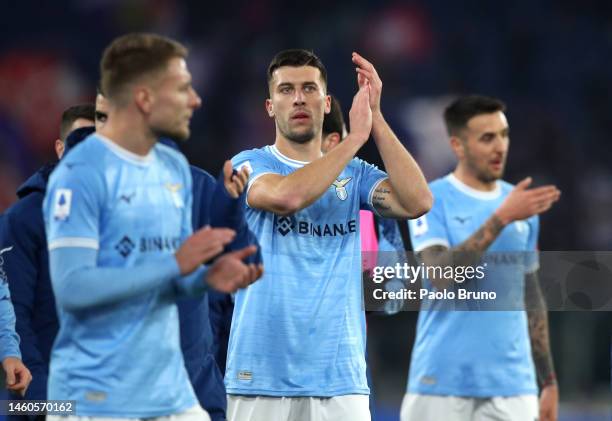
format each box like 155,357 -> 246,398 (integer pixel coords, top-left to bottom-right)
178,165 -> 260,421
0,128 -> 95,405
1,163 -> 57,401
0,213 -> 21,363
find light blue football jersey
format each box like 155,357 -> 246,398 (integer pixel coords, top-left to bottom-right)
227,145 -> 387,397
407,173 -> 538,397
43,135 -> 198,416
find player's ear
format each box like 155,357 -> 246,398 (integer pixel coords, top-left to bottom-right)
324,94 -> 331,114
55,139 -> 65,159
265,98 -> 274,118
327,133 -> 341,151
134,86 -> 153,114
450,136 -> 465,160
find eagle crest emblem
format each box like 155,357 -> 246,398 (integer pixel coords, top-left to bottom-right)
332,177 -> 352,201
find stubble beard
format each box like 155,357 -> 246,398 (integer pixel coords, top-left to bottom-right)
278,120 -> 316,144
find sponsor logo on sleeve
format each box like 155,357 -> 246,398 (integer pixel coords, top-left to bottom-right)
411,215 -> 428,236
237,161 -> 253,175
53,189 -> 73,221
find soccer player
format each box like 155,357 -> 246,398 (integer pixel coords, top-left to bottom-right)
43,33 -> 261,420
0,221 -> 32,398
97,87 -> 259,420
227,49 -> 431,420
403,95 -> 560,421
0,105 -> 94,408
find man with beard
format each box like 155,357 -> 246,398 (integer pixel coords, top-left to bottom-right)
403,95 -> 560,421
227,49 -> 432,420
43,33 -> 262,420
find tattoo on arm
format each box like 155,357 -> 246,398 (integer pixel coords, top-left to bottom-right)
416,214 -> 505,288
372,186 -> 392,214
442,214 -> 505,268
525,271 -> 556,387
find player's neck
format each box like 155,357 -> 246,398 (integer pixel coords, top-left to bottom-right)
274,135 -> 323,163
453,166 -> 497,192
98,113 -> 156,156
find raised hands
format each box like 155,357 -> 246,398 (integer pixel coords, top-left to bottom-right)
352,52 -> 382,114
348,74 -> 372,144
495,177 -> 561,225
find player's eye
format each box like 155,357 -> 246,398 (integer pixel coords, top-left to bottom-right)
304,85 -> 316,93
95,112 -> 108,123
279,86 -> 292,94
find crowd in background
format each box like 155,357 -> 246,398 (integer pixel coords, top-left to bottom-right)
1,0 -> 610,418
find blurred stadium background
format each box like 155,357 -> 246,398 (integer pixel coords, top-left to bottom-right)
0,1 -> 611,420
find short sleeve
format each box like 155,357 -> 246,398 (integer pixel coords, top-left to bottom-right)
232,149 -> 280,208
408,189 -> 450,252
43,162 -> 104,251
357,160 -> 388,211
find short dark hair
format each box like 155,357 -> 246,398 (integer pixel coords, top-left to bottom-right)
322,95 -> 345,137
59,103 -> 95,141
443,95 -> 506,136
100,33 -> 188,103
267,49 -> 327,88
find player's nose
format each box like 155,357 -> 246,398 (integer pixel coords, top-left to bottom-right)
293,90 -> 305,105
190,89 -> 202,109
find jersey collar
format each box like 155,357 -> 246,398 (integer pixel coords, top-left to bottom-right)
447,173 -> 501,200
96,134 -> 155,166
269,145 -> 316,168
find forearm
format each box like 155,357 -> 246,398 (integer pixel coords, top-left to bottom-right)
50,247 -> 180,311
419,214 -> 506,289
251,136 -> 363,214
525,273 -> 556,387
371,112 -> 431,218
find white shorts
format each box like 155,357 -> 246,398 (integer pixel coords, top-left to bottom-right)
400,393 -> 538,421
47,404 -> 210,421
227,394 -> 370,421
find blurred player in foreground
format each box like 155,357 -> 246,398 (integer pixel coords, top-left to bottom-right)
227,49 -> 431,420
43,33 -> 261,420
97,87 -> 260,420
404,95 -> 559,421
0,105 -> 94,410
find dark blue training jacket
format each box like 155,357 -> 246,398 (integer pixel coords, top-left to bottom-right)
0,128 -> 94,406
2,163 -> 58,402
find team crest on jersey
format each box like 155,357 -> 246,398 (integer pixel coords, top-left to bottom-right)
53,189 -> 72,221
515,220 -> 528,233
165,182 -> 184,208
332,177 -> 352,201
